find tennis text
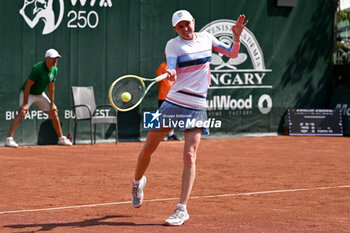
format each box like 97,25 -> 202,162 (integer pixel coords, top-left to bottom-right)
5,111 -> 49,120
211,73 -> 266,86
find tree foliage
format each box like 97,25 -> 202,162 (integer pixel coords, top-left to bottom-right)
336,9 -> 350,64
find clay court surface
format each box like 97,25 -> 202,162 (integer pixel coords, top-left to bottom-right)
0,136 -> 349,232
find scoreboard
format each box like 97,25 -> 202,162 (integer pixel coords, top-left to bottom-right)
288,109 -> 343,136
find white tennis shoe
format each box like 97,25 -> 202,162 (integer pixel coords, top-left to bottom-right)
131,176 -> 147,208
5,137 -> 18,148
58,136 -> 72,146
164,207 -> 190,226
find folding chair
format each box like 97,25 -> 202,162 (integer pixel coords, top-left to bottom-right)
71,86 -> 118,145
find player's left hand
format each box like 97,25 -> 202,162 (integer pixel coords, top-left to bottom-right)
232,14 -> 248,41
50,104 -> 58,114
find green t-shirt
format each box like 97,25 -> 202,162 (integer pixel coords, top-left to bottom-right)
20,61 -> 58,95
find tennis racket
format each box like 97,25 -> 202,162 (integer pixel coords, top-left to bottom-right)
108,73 -> 168,112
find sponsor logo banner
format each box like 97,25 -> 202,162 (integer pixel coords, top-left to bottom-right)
329,88 -> 350,135
19,0 -> 113,35
200,19 -> 273,116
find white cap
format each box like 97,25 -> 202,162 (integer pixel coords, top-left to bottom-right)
45,48 -> 61,58
172,10 -> 193,27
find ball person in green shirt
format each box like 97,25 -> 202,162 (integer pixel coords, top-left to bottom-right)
5,49 -> 72,148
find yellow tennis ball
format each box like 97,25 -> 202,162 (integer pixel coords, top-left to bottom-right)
121,92 -> 132,102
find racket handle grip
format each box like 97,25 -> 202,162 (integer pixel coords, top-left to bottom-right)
154,73 -> 168,82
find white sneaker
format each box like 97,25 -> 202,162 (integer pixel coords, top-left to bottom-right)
131,176 -> 147,208
164,207 -> 190,226
5,137 -> 18,148
58,136 -> 72,146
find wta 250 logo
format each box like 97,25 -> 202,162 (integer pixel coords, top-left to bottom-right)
19,0 -> 112,35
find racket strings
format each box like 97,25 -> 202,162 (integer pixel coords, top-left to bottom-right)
110,77 -> 145,110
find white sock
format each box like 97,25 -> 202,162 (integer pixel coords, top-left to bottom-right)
177,203 -> 187,211
168,130 -> 174,137
133,178 -> 140,185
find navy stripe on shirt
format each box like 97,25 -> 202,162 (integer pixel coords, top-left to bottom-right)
178,56 -> 212,68
177,90 -> 206,99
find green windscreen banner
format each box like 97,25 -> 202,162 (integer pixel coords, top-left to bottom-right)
0,0 -> 336,145
329,88 -> 350,136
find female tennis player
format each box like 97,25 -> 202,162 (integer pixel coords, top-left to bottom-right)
131,10 -> 248,226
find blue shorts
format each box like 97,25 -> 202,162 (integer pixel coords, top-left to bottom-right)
159,100 -> 209,135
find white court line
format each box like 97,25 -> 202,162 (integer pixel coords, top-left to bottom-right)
1,185 -> 350,215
